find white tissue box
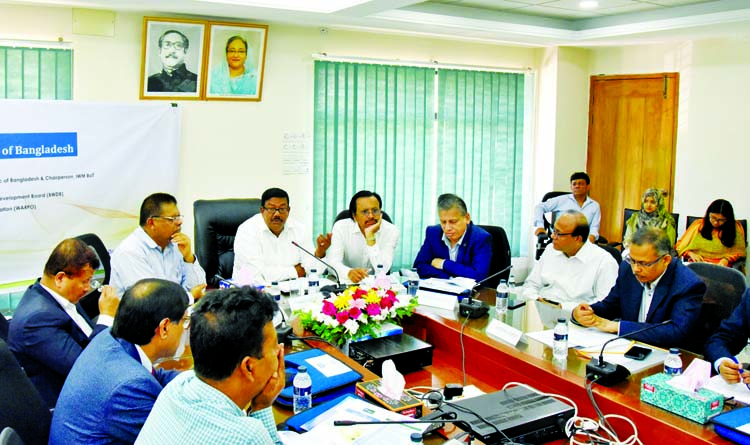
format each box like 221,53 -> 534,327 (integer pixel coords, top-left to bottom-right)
355,378 -> 424,418
640,373 -> 723,424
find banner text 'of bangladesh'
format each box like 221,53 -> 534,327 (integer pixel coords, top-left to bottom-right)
0,132 -> 78,160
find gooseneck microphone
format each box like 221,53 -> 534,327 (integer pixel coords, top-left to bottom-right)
458,264 -> 513,319
290,241 -> 348,295
585,319 -> 673,386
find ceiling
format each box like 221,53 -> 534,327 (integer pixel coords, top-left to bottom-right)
4,0 -> 750,46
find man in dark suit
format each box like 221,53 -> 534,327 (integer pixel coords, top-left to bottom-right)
147,30 -> 197,93
8,238 -> 119,407
573,227 -> 705,348
413,193 -> 492,281
50,278 -> 189,444
704,289 -> 750,384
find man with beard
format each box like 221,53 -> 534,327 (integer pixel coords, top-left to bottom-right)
147,30 -> 198,93
111,193 -> 206,301
322,190 -> 400,284
233,188 -> 323,283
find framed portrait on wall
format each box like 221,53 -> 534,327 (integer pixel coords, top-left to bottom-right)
140,17 -> 207,100
204,22 -> 268,101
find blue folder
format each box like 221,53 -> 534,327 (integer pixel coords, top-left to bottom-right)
283,393 -> 363,432
711,407 -> 750,445
276,348 -> 363,408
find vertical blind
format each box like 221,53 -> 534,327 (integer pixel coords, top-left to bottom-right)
313,60 -> 525,271
0,47 -> 72,100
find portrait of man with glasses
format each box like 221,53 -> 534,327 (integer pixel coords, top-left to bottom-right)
233,187 -> 322,283
572,227 -> 706,348
147,29 -> 199,93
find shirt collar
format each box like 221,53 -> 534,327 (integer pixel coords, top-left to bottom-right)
40,282 -> 77,312
134,344 -> 153,372
642,266 -> 668,290
442,230 -> 467,248
136,226 -> 163,251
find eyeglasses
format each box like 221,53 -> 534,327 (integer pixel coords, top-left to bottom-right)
624,254 -> 665,268
161,41 -> 185,50
227,49 -> 247,55
551,230 -> 574,237
181,316 -> 190,329
263,207 -> 289,215
152,215 -> 183,223
360,209 -> 381,217
709,215 -> 727,224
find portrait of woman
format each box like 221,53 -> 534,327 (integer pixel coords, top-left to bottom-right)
204,22 -> 268,101
676,199 -> 746,268
622,188 -> 676,249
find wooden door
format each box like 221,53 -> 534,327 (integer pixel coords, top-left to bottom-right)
586,73 -> 679,243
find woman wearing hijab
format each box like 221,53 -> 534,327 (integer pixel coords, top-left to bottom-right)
676,199 -> 745,268
209,35 -> 258,96
622,188 -> 677,249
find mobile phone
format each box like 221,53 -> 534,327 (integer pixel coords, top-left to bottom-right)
624,345 -> 652,360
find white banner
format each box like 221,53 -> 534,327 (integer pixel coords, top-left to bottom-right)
0,100 -> 180,284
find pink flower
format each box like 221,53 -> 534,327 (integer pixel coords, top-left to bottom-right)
349,307 -> 362,319
336,311 -> 350,324
351,298 -> 367,309
380,295 -> 395,309
366,303 -> 381,316
322,300 -> 337,316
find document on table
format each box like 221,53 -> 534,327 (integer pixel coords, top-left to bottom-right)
705,375 -> 750,405
419,277 -> 475,294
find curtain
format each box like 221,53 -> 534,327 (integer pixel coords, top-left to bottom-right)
0,47 -> 72,99
437,69 -> 525,255
314,61 -> 435,271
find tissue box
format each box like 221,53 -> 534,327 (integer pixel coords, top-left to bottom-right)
355,378 -> 424,418
640,373 -> 723,424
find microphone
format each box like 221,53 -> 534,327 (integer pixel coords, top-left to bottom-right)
290,241 -> 348,295
585,319 -> 673,386
458,264 -> 513,319
334,411 -> 476,440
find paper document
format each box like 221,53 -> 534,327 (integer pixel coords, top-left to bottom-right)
419,277 -> 474,294
705,375 -> 750,405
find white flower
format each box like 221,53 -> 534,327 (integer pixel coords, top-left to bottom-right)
344,319 -> 359,335
324,317 -> 338,328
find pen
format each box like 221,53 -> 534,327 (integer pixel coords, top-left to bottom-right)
730,357 -> 750,390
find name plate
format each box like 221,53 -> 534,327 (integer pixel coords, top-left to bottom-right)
486,319 -> 523,346
417,289 -> 458,311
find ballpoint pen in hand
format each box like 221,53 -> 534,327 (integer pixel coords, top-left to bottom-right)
730,357 -> 750,390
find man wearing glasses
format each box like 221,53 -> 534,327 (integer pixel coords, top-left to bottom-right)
111,193 -> 206,301
233,188 -> 322,283
522,211 -> 618,311
322,190 -> 400,284
147,29 -> 198,93
572,227 -> 705,348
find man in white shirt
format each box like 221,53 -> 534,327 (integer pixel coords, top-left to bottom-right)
111,193 -> 206,300
233,188 -> 323,283
321,190 -> 400,283
523,211 -> 618,311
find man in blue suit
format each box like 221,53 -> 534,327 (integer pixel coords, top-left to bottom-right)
8,238 -> 120,408
704,289 -> 750,384
413,193 -> 492,281
573,227 -> 705,348
50,278 -> 189,444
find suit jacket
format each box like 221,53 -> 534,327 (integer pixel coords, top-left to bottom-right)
704,288 -> 750,365
49,330 -> 179,445
7,281 -> 105,408
590,259 -> 705,348
413,222 -> 492,281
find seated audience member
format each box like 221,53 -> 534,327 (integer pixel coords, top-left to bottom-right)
522,211 -> 618,310
413,193 -> 492,281
676,199 -> 746,268
572,227 -> 705,348
534,172 -> 601,243
136,286 -> 284,445
233,187 -> 322,283
704,288 -> 750,385
8,238 -> 119,407
50,278 -> 189,444
623,188 -> 677,249
111,193 -> 206,300
322,190 -> 400,284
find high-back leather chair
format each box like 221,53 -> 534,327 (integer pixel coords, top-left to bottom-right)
478,225 -> 511,288
194,198 -> 261,287
74,233 -> 111,320
0,339 -> 51,445
535,191 -> 569,260
684,262 -> 746,354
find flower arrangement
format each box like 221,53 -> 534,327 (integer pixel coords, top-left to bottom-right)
297,283 -> 418,347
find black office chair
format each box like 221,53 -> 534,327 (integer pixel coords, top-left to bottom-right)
478,225 -> 511,288
333,209 -> 393,224
0,339 -> 52,445
535,191 -> 569,260
74,233 -> 111,320
609,208 -> 680,250
683,262 -> 746,355
597,244 -> 622,264
193,198 -> 261,287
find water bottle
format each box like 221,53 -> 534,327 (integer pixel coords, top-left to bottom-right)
409,432 -> 423,444
308,268 -> 320,295
376,264 -> 386,279
553,317 -> 569,360
293,366 -> 312,413
664,348 -> 683,375
267,281 -> 280,301
495,279 -> 509,317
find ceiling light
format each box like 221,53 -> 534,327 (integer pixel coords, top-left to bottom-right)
579,0 -> 599,10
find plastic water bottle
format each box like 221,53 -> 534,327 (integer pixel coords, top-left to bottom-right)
268,281 -> 280,301
308,268 -> 320,295
376,264 -> 386,279
495,279 -> 509,317
664,348 -> 683,375
293,366 -> 312,413
553,317 -> 569,360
